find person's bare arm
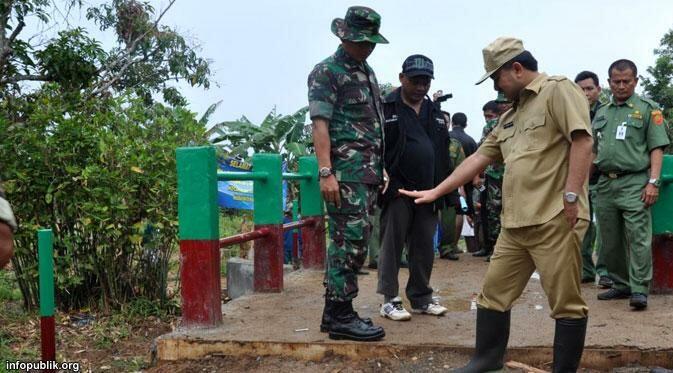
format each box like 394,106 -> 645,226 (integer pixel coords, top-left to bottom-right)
642,148 -> 663,207
399,152 -> 493,204
0,222 -> 13,269
563,130 -> 594,227
312,118 -> 340,208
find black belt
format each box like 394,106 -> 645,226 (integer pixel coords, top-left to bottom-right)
599,169 -> 644,179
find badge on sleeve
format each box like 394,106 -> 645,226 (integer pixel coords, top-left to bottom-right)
652,110 -> 664,126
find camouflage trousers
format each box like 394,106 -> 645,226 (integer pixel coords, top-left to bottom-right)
324,182 -> 377,302
483,175 -> 502,246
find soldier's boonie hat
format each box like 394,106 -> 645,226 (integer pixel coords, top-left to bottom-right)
331,6 -> 389,44
402,54 -> 434,79
495,92 -> 510,103
476,37 -> 525,85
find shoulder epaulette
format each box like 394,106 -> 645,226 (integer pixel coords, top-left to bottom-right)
640,95 -> 661,110
547,75 -> 568,82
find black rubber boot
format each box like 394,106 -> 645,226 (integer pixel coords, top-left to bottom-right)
552,317 -> 587,373
454,308 -> 510,373
327,301 -> 385,342
320,298 -> 372,332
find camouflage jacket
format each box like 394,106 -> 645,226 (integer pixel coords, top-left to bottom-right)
307,45 -> 384,185
480,119 -> 505,179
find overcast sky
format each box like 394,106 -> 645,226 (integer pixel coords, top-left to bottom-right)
79,1 -> 673,139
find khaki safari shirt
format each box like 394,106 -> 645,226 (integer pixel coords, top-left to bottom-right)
477,74 -> 591,228
592,93 -> 670,173
307,46 -> 384,185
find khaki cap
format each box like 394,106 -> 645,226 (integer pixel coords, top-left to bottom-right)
476,37 -> 525,85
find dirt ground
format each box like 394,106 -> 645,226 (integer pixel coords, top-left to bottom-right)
154,253 -> 673,372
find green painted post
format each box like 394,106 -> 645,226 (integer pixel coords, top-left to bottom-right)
252,153 -> 283,226
298,156 -> 325,269
251,153 -> 284,291
38,229 -> 54,317
298,156 -> 323,217
652,155 -> 673,235
176,146 -> 221,327
38,229 -> 56,362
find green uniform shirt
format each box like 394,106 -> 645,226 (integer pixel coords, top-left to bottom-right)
592,93 -> 670,172
449,137 -> 465,169
307,46 -> 384,184
480,118 -> 505,179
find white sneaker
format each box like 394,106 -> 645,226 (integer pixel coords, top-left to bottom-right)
380,297 -> 411,321
411,299 -> 448,316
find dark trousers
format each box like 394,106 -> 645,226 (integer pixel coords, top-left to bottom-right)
376,195 -> 437,308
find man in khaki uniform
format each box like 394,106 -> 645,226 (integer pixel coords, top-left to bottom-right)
400,37 -> 593,372
593,59 -> 670,310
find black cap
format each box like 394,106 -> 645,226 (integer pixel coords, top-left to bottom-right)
402,54 -> 434,79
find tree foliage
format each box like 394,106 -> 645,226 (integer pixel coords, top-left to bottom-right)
206,106 -> 312,170
0,86 -> 207,310
641,28 -> 673,154
0,0 -> 211,106
0,0 -> 212,311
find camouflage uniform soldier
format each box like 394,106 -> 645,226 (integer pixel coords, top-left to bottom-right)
475,97 -> 509,261
308,6 -> 387,342
438,134 -> 465,260
0,180 -> 17,269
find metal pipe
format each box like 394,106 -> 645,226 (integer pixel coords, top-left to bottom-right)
282,172 -> 312,181
217,171 -> 269,181
219,227 -> 271,247
282,217 -> 317,232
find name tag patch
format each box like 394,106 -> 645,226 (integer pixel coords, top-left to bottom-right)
616,122 -> 627,140
503,122 -> 514,129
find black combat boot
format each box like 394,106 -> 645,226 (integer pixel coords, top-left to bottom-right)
454,308 -> 510,373
327,300 -> 385,342
552,317 -> 587,373
320,298 -> 373,332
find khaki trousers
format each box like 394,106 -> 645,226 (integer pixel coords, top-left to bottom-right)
477,212 -> 589,319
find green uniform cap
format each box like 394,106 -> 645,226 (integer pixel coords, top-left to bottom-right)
331,6 -> 389,44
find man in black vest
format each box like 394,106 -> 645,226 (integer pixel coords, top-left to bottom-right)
376,55 -> 450,320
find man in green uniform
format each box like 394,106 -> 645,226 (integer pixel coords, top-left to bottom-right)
438,111 -> 466,260
473,99 -> 506,262
0,181 -> 17,269
307,6 -> 387,341
575,71 -> 612,288
400,37 -> 594,372
593,59 -> 670,310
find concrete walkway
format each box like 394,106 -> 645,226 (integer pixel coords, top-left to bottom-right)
154,254 -> 673,370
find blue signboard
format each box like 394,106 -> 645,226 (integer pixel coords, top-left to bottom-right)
217,157 -> 289,211
218,158 -> 254,210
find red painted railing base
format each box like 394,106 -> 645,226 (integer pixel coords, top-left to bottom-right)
302,216 -> 325,269
652,235 -> 673,294
41,315 -> 55,371
180,240 -> 222,327
254,224 -> 284,292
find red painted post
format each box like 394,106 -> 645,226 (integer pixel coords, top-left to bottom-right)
180,240 -> 222,323
253,225 -> 284,292
652,236 -> 673,294
302,217 -> 326,269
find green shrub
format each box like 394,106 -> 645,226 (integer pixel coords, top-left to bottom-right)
0,85 -> 207,311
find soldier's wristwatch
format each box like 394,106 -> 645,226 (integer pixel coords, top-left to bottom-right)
648,178 -> 661,188
564,192 -> 578,204
319,167 -> 334,178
